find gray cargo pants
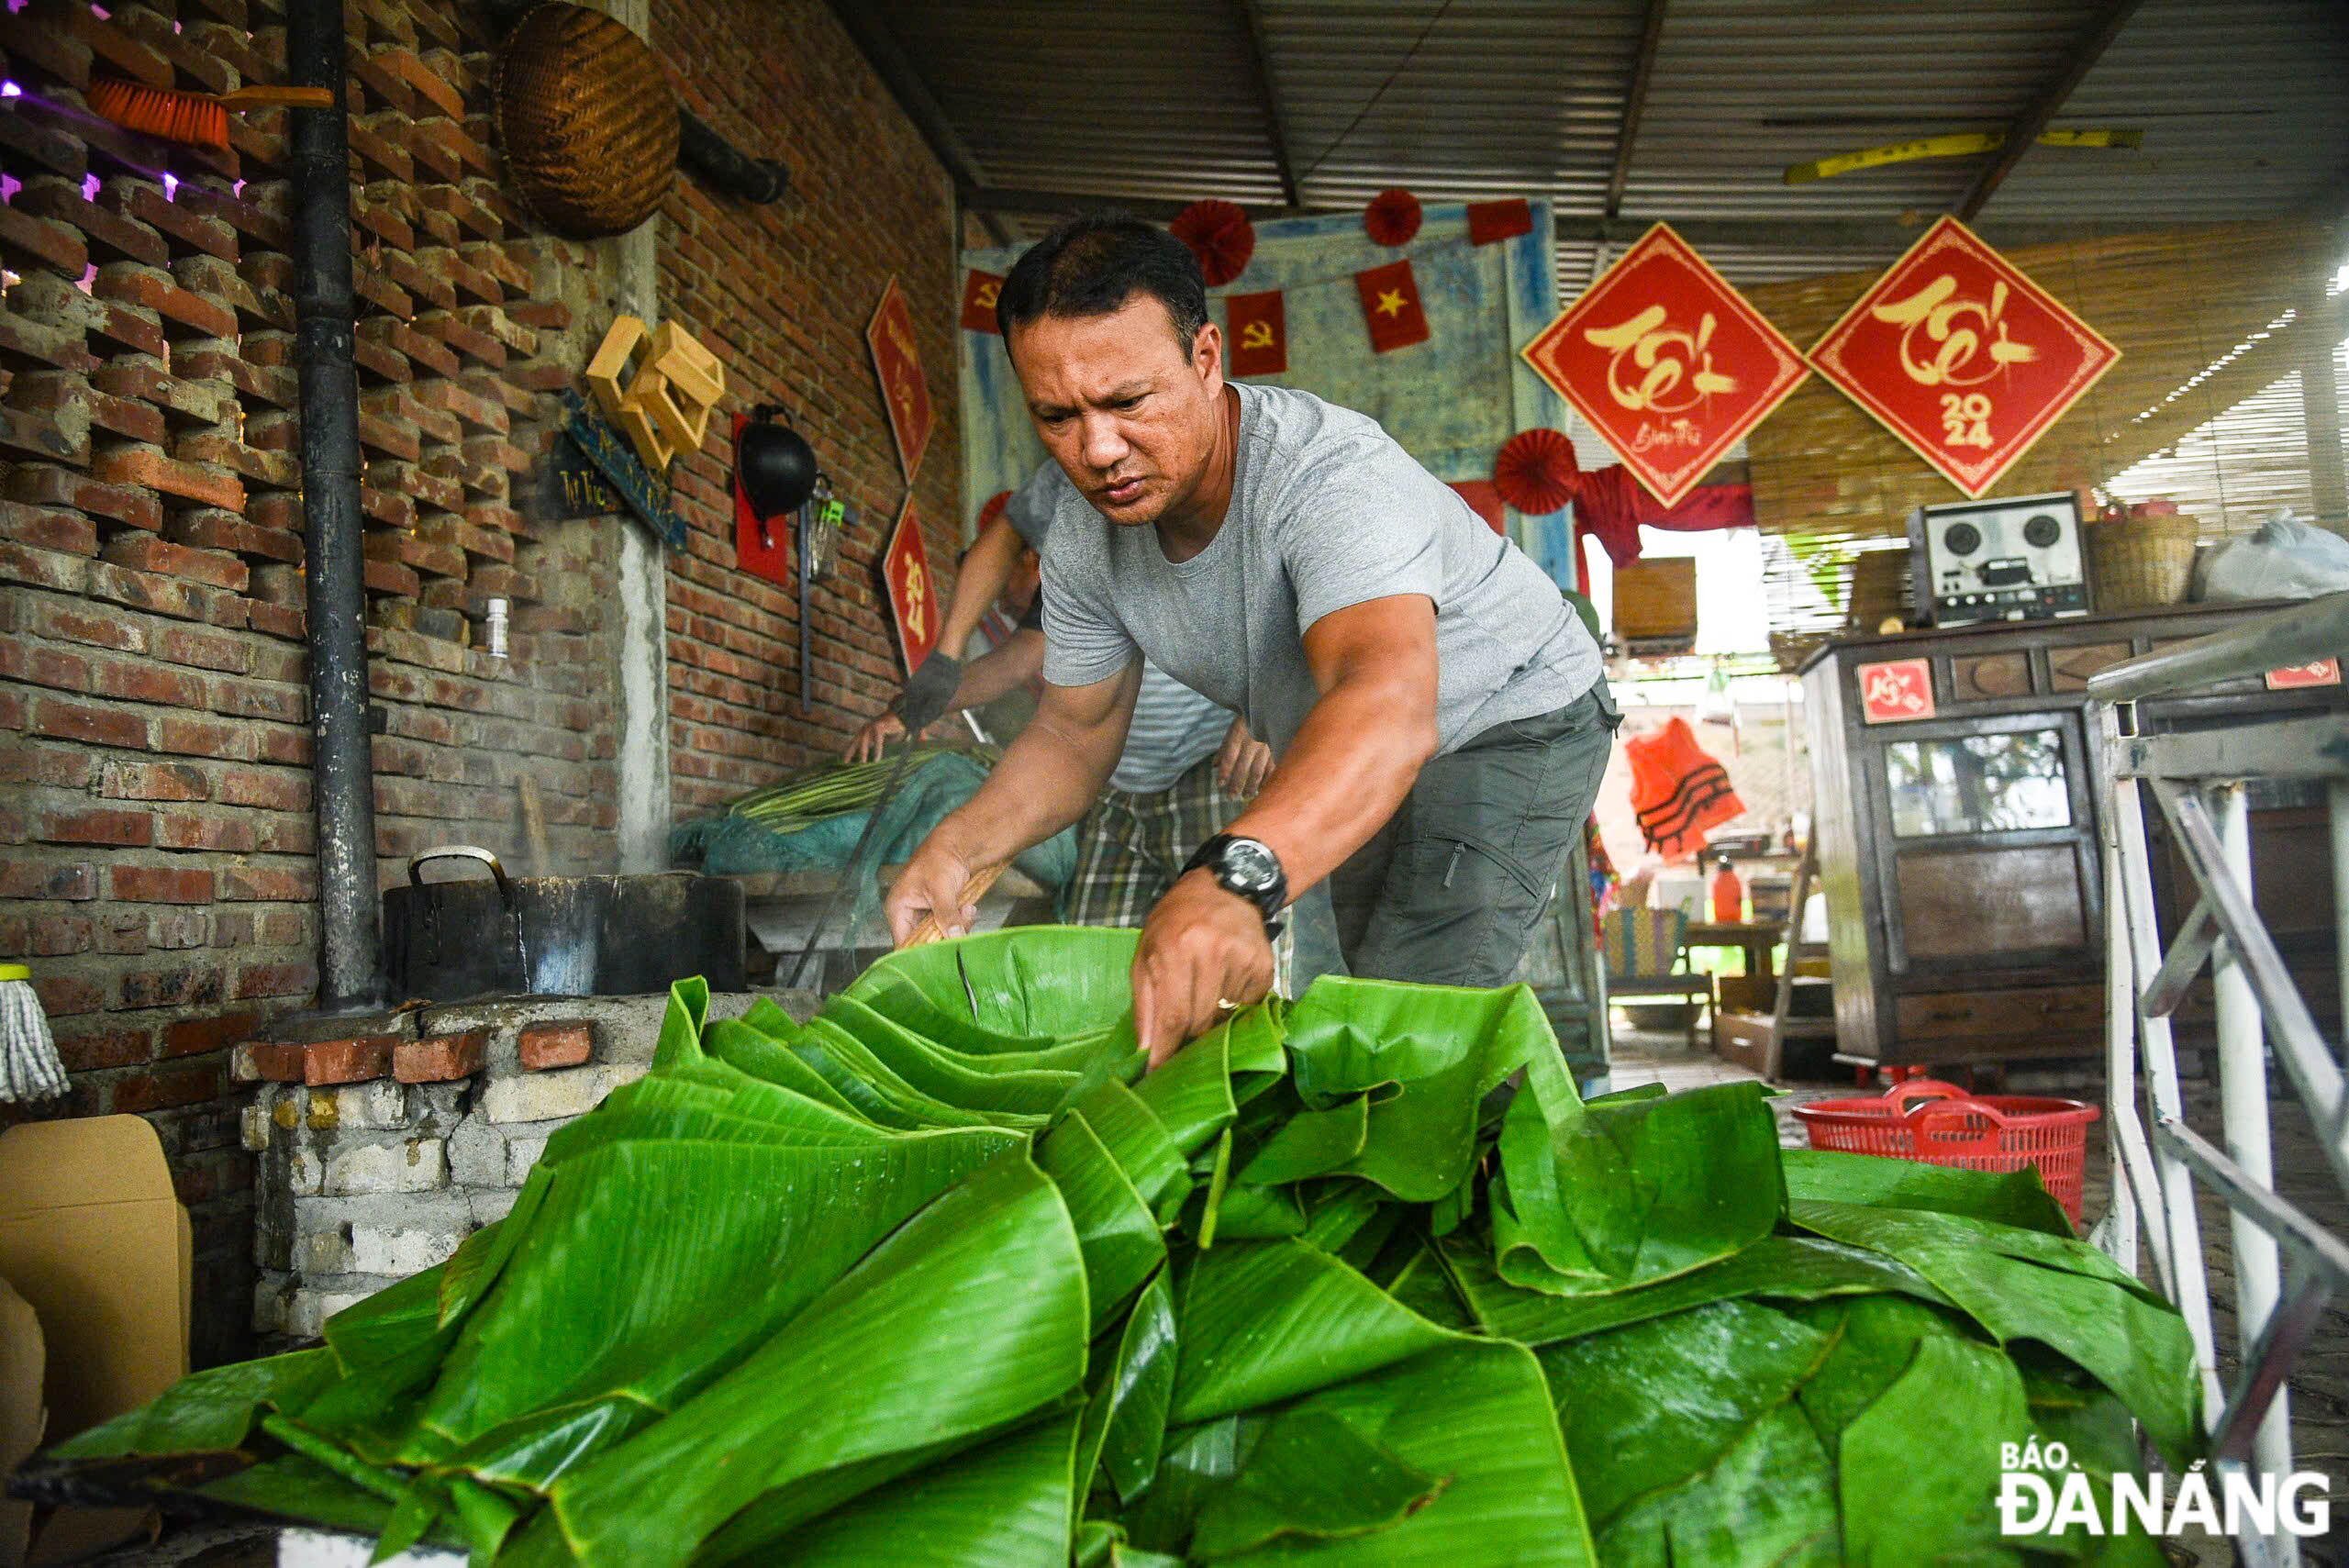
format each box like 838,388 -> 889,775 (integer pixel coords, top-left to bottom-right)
1297,679 -> 1619,988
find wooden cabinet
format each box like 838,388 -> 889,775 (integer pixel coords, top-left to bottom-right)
1801,604 -> 2345,1067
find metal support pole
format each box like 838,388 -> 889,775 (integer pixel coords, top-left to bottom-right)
2332,780 -> 2349,1051
289,0 -> 384,1011
2210,783 -> 2297,1527
2108,736 -> 2225,1411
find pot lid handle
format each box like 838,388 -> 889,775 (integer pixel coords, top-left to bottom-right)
409,845 -> 514,902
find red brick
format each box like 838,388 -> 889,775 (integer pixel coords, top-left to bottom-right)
57,1026 -> 153,1073
118,964 -> 228,1010
148,909 -> 209,950
0,862 -> 97,900
88,656 -> 210,710
111,864 -> 215,904
217,767 -> 309,812
33,602 -> 146,654
302,1035 -> 396,1085
233,1040 -> 306,1083
90,263 -> 241,341
157,716 -> 258,761
33,973 -> 105,1017
98,761 -> 212,804
232,960 -> 316,1001
162,1010 -> 261,1060
28,913 -> 94,955
88,562 -> 212,621
0,541 -> 89,594
0,744 -> 97,790
217,864 -> 315,902
36,807 -> 153,847
395,1027 -> 485,1083
97,910 -> 150,954
92,446 -> 249,514
156,812 -> 258,852
111,1063 -> 223,1114
33,697 -> 148,750
99,534 -> 250,593
0,643 -> 92,692
518,1018 -> 596,1071
14,181 -> 169,268
0,204 -> 89,279
0,501 -> 101,558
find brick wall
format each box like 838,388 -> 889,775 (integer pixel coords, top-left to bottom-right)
652,0 -> 964,812
1,0 -> 959,1364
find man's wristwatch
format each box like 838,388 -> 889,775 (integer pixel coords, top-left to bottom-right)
1178,834 -> 1287,939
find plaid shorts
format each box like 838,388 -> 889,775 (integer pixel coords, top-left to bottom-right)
1060,753 -> 1243,929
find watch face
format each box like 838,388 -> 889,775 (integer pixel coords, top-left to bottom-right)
1222,838 -> 1280,894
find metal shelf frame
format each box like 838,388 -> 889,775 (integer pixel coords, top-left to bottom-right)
2087,593 -> 2349,1568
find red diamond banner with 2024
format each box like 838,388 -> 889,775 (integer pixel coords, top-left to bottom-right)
1520,224 -> 1809,508
1806,217 -> 2121,498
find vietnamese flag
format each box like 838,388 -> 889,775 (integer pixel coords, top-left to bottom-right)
960,269 -> 1005,334
1467,198 -> 1534,245
1355,260 -> 1430,353
1226,289 -> 1287,377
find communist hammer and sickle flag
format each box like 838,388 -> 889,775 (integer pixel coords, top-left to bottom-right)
1226,290 -> 1287,377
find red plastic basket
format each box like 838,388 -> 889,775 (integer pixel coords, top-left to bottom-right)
1791,1078 -> 2100,1225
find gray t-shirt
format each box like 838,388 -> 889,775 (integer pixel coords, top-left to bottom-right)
1005,467 -> 1233,794
1038,383 -> 1602,755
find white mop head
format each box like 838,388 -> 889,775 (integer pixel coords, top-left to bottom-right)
0,964 -> 67,1104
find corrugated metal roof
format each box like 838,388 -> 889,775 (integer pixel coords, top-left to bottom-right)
863,0 -> 2348,288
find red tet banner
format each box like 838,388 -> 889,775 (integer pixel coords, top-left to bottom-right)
1226,289 -> 1287,377
1858,658 -> 1936,724
1521,223 -> 1808,509
881,499 -> 940,675
960,269 -> 1004,334
866,276 -> 934,484
1354,260 -> 1430,353
2266,658 -> 2342,691
1466,198 -> 1534,246
1806,216 -> 2120,499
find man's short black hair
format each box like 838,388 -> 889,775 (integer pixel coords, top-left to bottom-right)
995,216 -> 1209,354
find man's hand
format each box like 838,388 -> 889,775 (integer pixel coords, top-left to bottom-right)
1132,870 -> 1275,1069
885,830 -> 988,947
845,711 -> 907,763
1215,718 -> 1275,798
896,651 -> 965,733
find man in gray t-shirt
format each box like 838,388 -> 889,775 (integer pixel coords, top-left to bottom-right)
886,217 -> 1614,1064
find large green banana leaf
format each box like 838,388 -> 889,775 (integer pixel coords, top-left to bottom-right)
35,929 -> 2199,1568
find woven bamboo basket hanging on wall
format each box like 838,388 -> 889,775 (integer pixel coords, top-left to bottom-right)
495,2 -> 679,239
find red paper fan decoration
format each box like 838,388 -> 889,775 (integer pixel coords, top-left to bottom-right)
975,490 -> 1012,532
1492,428 -> 1581,516
1169,199 -> 1255,287
1364,188 -> 1422,247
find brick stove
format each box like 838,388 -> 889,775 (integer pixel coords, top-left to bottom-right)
240,986 -> 815,1340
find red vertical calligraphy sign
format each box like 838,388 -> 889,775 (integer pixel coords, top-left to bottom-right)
881,498 -> 939,674
866,276 -> 934,484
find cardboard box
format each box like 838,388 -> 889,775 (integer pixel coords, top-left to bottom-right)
0,1117 -> 191,1564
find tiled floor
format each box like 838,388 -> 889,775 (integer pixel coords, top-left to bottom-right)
1612,1021 -> 2349,1566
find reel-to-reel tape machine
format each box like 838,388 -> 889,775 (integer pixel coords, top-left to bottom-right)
1907,493 -> 2089,628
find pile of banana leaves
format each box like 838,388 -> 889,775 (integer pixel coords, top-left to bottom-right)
38,929 -> 2198,1566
